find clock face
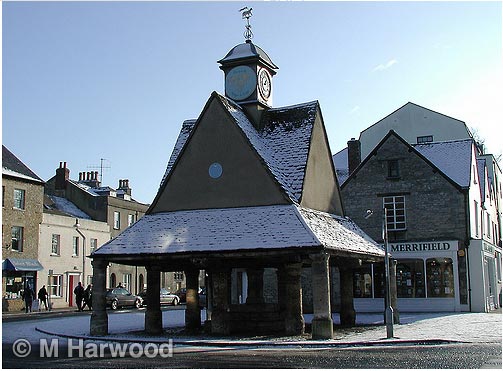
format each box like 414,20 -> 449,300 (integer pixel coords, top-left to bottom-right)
258,69 -> 271,99
225,66 -> 257,101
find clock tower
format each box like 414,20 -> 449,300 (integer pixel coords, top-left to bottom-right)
218,8 -> 278,128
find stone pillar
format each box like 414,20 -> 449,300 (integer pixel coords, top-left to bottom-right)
90,259 -> 108,336
145,265 -> 162,335
390,259 -> 400,324
311,252 -> 333,339
211,269 -> 231,335
278,263 -> 304,335
185,267 -> 201,331
338,263 -> 356,326
246,268 -> 264,304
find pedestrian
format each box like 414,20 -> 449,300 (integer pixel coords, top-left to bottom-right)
22,285 -> 35,313
82,284 -> 93,311
117,282 -> 123,288
74,282 -> 85,311
38,285 -> 49,311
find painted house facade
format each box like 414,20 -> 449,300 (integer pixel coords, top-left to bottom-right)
340,131 -> 502,313
38,197 -> 110,309
45,163 -> 149,294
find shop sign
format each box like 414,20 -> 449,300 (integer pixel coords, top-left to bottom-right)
389,241 -> 457,253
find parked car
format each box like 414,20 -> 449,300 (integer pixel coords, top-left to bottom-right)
175,287 -> 206,307
175,288 -> 187,303
198,287 -> 206,308
137,288 -> 180,306
105,288 -> 142,310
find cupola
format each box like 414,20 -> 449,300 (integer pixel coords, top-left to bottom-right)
218,7 -> 278,127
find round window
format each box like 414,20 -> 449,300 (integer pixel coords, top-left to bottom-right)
208,162 -> 223,179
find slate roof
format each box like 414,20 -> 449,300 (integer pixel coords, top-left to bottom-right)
2,145 -> 44,184
92,204 -> 383,258
332,147 -> 349,185
159,92 -> 319,203
44,194 -> 91,219
477,158 -> 486,200
413,139 -> 474,188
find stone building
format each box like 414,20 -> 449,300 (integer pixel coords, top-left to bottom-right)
45,162 -> 149,294
340,130 -> 502,312
90,37 -> 384,339
2,145 -> 45,311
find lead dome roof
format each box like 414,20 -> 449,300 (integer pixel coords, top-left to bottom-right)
218,40 -> 278,70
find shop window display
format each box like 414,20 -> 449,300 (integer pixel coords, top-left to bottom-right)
426,258 -> 454,297
353,264 -> 372,298
396,259 -> 425,298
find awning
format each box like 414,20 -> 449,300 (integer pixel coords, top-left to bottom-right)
2,258 -> 44,272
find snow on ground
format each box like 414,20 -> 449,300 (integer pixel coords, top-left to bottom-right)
3,309 -> 501,345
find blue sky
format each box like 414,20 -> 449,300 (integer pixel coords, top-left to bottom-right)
3,1 -> 502,204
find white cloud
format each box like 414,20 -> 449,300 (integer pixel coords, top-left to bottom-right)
349,105 -> 361,115
373,59 -> 398,72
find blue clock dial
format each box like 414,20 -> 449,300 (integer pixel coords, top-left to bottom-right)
225,66 -> 257,101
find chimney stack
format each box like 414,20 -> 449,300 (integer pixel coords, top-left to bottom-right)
118,179 -> 132,196
347,138 -> 361,175
55,161 -> 70,190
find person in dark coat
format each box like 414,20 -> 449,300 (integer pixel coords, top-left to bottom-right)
22,285 -> 35,313
38,285 -> 49,311
74,282 -> 85,311
82,284 -> 93,311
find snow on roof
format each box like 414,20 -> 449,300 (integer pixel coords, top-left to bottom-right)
298,208 -> 384,257
2,167 -> 44,184
93,204 -> 383,258
70,180 -> 101,196
2,145 -> 44,183
332,147 -> 349,184
414,139 -> 474,187
160,119 -> 196,187
159,93 -> 318,203
47,195 -> 91,219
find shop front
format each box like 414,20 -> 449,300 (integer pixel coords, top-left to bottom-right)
2,258 -> 44,312
353,240 -> 466,312
468,240 -> 502,312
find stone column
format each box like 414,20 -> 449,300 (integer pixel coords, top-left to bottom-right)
311,252 -> 333,339
338,263 -> 356,326
211,269 -> 231,335
90,259 -> 108,336
185,267 -> 201,331
246,268 -> 264,304
278,263 -> 304,335
145,265 -> 162,335
390,259 -> 400,324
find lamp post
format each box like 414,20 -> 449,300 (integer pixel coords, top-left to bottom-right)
383,208 -> 394,338
74,219 -> 86,285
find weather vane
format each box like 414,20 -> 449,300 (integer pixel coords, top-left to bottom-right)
239,7 -> 253,41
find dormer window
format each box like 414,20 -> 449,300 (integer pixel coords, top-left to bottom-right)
417,135 -> 433,144
387,160 -> 400,179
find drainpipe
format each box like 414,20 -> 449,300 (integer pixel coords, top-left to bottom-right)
74,219 -> 86,284
464,192 -> 472,312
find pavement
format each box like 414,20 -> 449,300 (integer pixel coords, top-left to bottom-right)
3,306 -> 501,348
